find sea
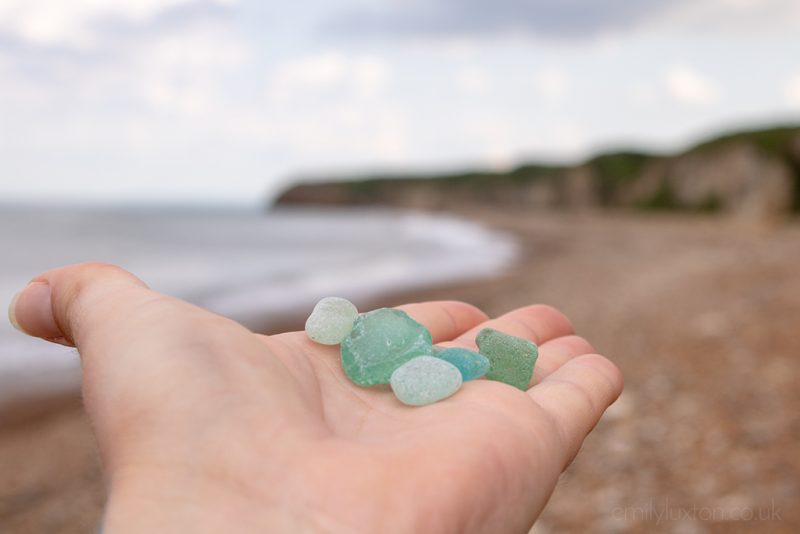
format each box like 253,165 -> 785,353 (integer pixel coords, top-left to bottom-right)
0,205 -> 516,406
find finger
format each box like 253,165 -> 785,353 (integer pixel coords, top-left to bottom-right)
397,301 -> 489,343
8,263 -> 182,440
7,262 -> 244,391
531,335 -> 595,385
8,262 -> 206,350
6,263 -> 268,381
450,304 -> 574,348
528,354 -> 623,467
9,263 -> 150,346
7,263 -> 308,446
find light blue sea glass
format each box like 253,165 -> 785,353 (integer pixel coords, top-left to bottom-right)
435,347 -> 490,381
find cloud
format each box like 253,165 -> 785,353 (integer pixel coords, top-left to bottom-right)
666,66 -> 719,105
0,0 -> 236,49
323,0 -> 684,40
656,0 -> 800,35
786,75 -> 800,108
268,52 -> 391,101
261,51 -> 405,161
0,0 -> 252,167
323,0 -> 800,42
0,0 -> 248,119
532,69 -> 570,100
454,67 -> 492,95
138,24 -> 250,115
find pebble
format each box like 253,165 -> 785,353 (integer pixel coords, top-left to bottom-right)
340,308 -> 435,386
476,328 -> 538,390
390,356 -> 463,406
435,347 -> 490,381
305,297 -> 359,345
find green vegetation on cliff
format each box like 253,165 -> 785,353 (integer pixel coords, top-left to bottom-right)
277,124 -> 800,216
691,125 -> 800,157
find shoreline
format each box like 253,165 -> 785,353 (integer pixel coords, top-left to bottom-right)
2,211 -> 799,532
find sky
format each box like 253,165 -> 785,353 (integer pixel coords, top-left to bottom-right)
1,0 -> 799,206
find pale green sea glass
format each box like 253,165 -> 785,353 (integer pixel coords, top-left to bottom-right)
476,328 -> 538,390
390,356 -> 462,406
341,308 -> 435,386
305,297 -> 358,345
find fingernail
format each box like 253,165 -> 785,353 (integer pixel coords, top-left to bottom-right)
7,281 -> 62,341
8,290 -> 23,332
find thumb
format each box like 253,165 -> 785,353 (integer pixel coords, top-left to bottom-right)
6,261 -> 250,396
7,262 -> 321,488
7,263 -> 248,460
9,262 -> 151,347
7,262 -> 247,367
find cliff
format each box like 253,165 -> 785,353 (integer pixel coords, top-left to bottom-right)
275,125 -> 800,218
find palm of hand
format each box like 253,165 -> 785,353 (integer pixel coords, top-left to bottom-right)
116,303 -> 617,533
10,265 -> 622,533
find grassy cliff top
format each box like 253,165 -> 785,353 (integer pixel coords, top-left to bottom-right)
297,124 -> 799,189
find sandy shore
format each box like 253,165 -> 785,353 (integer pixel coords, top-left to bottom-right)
1,211 -> 799,533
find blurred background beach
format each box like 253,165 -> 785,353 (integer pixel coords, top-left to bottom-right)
1,1 -> 799,532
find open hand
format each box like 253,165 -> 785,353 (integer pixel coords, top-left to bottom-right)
9,263 -> 622,533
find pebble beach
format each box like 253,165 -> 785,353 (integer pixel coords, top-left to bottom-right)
1,210 -> 799,533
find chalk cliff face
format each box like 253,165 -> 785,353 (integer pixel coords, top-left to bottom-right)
275,126 -> 800,218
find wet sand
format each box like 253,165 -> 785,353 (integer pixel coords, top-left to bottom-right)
1,211 -> 799,533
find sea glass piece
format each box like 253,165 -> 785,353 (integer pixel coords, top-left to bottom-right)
390,356 -> 463,406
305,297 -> 358,345
341,308 -> 435,386
476,328 -> 538,390
435,347 -> 490,381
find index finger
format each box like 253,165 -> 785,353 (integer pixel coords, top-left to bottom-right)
396,301 -> 489,343
448,304 -> 574,348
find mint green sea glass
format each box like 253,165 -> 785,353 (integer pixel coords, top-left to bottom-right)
435,347 -> 490,381
390,356 -> 463,406
305,297 -> 358,345
341,308 -> 435,386
476,328 -> 538,390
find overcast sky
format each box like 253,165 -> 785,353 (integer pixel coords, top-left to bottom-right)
2,0 -> 799,205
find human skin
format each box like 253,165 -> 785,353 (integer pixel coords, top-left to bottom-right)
8,263 -> 623,533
